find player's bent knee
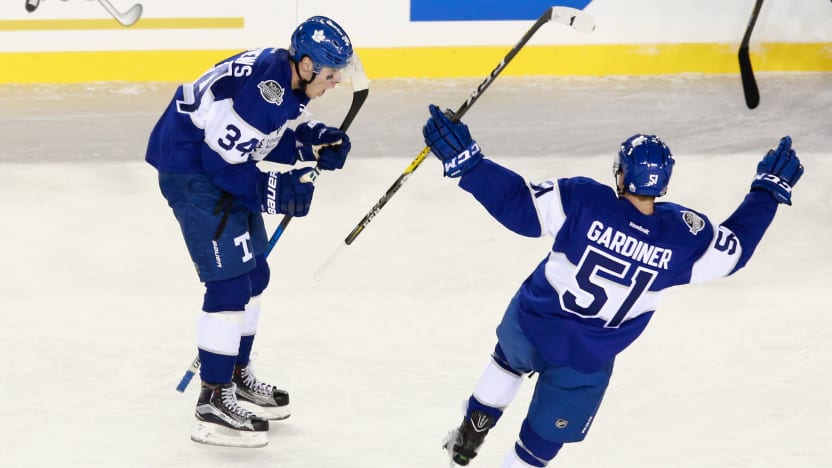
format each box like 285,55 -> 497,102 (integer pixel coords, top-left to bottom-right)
249,256 -> 270,297
472,356 -> 525,410
493,344 -> 524,376
203,275 -> 252,312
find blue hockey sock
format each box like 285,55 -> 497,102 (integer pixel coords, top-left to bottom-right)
199,349 -> 237,384
515,419 -> 563,467
467,395 -> 504,421
237,335 -> 254,367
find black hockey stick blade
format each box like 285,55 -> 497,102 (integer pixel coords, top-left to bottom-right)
739,0 -> 764,109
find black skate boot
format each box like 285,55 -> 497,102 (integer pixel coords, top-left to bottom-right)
443,410 -> 496,466
191,382 -> 269,448
232,364 -> 291,420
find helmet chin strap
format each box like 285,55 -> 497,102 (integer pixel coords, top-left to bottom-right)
293,59 -> 319,91
614,169 -> 624,196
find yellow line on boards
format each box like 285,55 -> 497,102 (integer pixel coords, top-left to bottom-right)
1,43 -> 830,83
0,50 -> 240,83
0,17 -> 244,31
359,43 -> 832,78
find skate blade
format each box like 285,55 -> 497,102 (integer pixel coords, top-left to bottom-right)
239,401 -> 291,421
190,420 -> 268,448
443,429 -> 461,468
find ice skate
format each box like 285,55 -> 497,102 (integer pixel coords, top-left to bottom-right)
443,410 -> 496,466
191,382 -> 269,448
233,364 -> 291,420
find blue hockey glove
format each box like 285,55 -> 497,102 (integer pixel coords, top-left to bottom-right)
750,135 -> 804,205
422,104 -> 483,177
261,167 -> 317,216
295,121 -> 351,171
316,133 -> 351,171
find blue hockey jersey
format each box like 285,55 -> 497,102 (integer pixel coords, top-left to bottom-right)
146,48 -> 310,212
459,158 -> 779,372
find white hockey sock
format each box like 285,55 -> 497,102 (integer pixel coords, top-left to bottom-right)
501,449 -> 542,468
242,295 -> 262,337
197,310 -> 243,355
472,358 -> 525,409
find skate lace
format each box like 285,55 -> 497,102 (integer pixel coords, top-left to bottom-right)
241,367 -> 274,396
221,384 -> 256,418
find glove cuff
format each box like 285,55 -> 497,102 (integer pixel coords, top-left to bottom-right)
262,171 -> 281,214
443,141 -> 483,178
751,173 -> 793,205
296,142 -> 317,162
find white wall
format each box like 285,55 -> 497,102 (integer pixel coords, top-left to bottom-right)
2,0 -> 830,53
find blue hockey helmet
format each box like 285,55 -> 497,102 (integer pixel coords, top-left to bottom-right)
614,134 -> 675,197
289,16 -> 353,73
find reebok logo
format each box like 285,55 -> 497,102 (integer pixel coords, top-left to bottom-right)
629,221 -> 649,235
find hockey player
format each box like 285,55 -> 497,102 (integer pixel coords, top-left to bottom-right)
421,105 -> 803,467
146,16 -> 355,448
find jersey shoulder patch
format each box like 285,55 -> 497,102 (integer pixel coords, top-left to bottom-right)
257,80 -> 284,106
680,210 -> 705,235
655,202 -> 713,242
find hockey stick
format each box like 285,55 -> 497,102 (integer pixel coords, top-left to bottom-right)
313,6 -> 595,280
176,355 -> 201,393
265,55 -> 370,256
96,0 -> 143,27
739,0 -> 764,109
175,55 -> 370,393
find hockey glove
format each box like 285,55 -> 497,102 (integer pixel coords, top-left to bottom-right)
423,104 -> 483,178
750,135 -> 804,205
295,121 -> 351,171
261,167 -> 317,216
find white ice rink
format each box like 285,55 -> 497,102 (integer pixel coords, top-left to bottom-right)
1,73 -> 830,467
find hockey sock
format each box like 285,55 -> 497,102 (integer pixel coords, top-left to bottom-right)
510,419 -> 563,467
468,352 -> 525,418
237,295 -> 262,367
197,310 -> 243,384
467,395 -> 504,422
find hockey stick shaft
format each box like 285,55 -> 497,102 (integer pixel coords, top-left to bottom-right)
265,55 -> 370,256
739,0 -> 764,109
326,6 -> 595,253
176,56 -> 370,393
175,355 -> 201,392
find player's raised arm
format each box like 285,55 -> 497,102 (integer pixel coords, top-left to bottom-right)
691,136 -> 804,282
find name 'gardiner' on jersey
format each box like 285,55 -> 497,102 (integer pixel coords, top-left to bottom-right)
458,164 -> 778,373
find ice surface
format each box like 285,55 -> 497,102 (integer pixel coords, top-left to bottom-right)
0,73 -> 830,467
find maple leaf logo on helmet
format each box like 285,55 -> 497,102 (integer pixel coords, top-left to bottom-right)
289,16 -> 354,73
